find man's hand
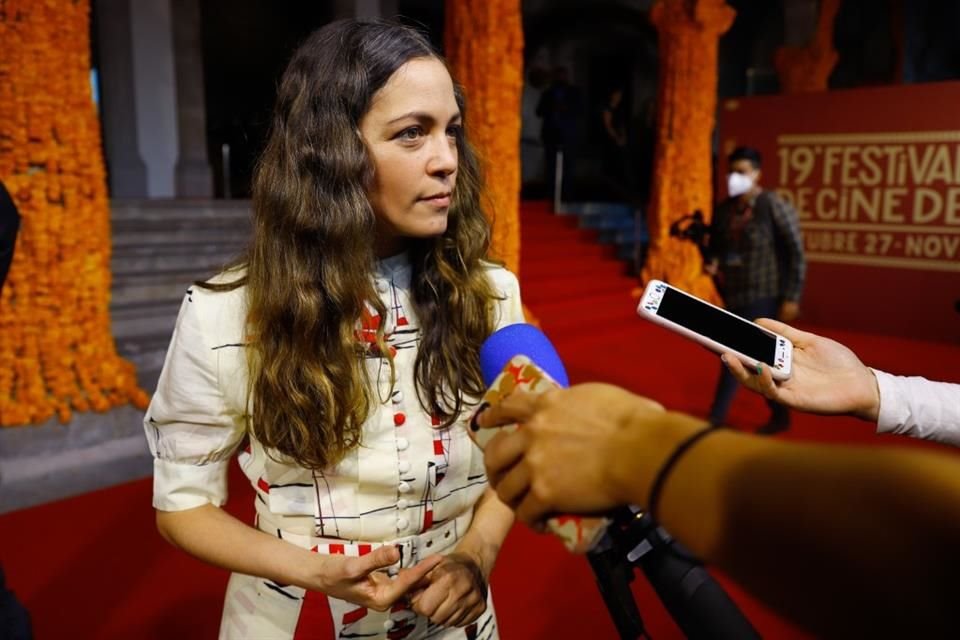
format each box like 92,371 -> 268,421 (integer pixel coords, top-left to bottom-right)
722,318 -> 880,421
476,383 -> 665,526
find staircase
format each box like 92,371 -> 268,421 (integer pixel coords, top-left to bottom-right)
557,200 -> 645,266
519,201 -> 640,344
111,199 -> 251,392
0,200 -> 251,513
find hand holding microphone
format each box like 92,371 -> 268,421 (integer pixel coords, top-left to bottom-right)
471,324 -> 665,552
475,325 -> 760,640
476,382 -> 666,527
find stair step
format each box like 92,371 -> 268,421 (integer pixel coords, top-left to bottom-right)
111,199 -> 252,221
520,258 -> 626,280
520,213 -> 578,229
111,251 -> 237,275
540,304 -> 639,337
110,272 -> 196,306
581,214 -> 635,230
522,242 -> 616,261
111,227 -> 251,247
522,227 -> 600,244
519,275 -> 635,305
110,297 -> 183,340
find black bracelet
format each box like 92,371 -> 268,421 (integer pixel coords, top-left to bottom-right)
646,425 -> 723,522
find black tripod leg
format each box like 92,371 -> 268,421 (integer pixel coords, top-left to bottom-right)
636,536 -> 760,640
587,545 -> 647,639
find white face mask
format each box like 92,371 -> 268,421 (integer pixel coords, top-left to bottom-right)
727,172 -> 754,198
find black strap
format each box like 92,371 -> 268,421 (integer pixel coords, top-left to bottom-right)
647,426 -> 723,522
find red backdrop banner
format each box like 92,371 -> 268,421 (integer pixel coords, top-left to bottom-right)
719,82 -> 960,344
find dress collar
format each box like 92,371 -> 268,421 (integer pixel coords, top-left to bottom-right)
375,251 -> 412,286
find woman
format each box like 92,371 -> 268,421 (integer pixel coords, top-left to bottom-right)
144,20 -> 522,640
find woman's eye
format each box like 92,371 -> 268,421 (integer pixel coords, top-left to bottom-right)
446,124 -> 462,138
398,126 -> 423,140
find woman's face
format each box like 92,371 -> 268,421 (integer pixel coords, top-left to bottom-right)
359,57 -> 461,257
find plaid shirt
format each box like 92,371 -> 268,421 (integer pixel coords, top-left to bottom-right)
707,190 -> 806,309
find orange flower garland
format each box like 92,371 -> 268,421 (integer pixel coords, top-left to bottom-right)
444,0 -> 524,277
640,0 -> 735,304
0,0 -> 148,426
774,0 -> 841,94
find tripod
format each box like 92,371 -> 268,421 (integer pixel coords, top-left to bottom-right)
587,508 -> 760,639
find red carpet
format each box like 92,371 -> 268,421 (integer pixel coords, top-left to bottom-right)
2,200 -> 958,639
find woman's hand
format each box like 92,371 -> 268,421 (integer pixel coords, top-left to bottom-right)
313,545 -> 442,612
722,318 -> 880,421
408,552 -> 488,627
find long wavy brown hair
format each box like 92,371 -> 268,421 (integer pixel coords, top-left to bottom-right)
201,20 -> 500,470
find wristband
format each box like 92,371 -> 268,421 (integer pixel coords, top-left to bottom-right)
646,425 -> 723,522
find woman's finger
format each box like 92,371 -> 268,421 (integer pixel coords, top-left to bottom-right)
490,462 -> 531,509
483,429 -> 529,487
373,554 -> 443,605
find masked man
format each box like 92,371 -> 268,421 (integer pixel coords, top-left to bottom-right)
704,146 -> 806,434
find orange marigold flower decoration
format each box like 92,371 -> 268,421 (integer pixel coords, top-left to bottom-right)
0,0 -> 148,427
444,0 -> 524,277
641,0 -> 735,304
774,0 -> 841,94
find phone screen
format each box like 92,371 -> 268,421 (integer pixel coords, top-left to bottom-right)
657,287 -> 777,365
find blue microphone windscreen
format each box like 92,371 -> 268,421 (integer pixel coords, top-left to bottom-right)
479,323 -> 569,388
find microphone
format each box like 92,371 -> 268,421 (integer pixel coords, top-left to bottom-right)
480,322 -> 569,388
475,323 -> 608,554
476,323 -> 759,639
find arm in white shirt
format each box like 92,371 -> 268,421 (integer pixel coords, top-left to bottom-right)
873,369 -> 960,447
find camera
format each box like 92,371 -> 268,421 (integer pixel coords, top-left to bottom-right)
669,209 -> 715,265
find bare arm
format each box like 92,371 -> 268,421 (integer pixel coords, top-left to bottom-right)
157,504 -> 441,611
479,384 -> 960,637
454,487 -> 515,579
409,488 -> 514,627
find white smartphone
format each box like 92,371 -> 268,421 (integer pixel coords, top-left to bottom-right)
637,279 -> 793,381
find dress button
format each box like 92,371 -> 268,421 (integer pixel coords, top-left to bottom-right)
376,280 -> 389,293
398,460 -> 411,473
383,620 -> 395,631
397,517 -> 409,530
396,437 -> 409,451
398,481 -> 412,494
393,412 -> 406,426
397,498 -> 409,509
392,391 -> 404,404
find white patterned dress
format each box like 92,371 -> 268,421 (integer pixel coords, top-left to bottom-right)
144,253 -> 524,639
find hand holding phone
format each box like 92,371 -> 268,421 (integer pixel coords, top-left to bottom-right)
637,280 -> 793,381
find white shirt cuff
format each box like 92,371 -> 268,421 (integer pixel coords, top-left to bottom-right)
873,369 -> 907,435
153,457 -> 231,511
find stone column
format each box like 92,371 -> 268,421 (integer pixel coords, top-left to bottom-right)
94,0 -> 148,198
171,0 -> 213,197
129,0 -> 179,197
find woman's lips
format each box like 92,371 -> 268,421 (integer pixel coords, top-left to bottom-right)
421,194 -> 451,207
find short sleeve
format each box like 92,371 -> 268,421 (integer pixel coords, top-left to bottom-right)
144,289 -> 246,511
487,266 -> 525,330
